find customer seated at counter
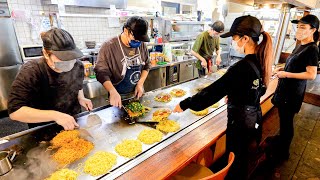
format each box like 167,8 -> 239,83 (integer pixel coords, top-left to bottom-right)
192,20 -> 224,77
94,16 -> 150,108
174,15 -> 273,179
8,28 -> 93,130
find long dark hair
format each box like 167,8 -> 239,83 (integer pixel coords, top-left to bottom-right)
254,32 -> 273,86
313,30 -> 319,42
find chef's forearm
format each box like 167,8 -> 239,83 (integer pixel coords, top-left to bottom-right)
78,89 -> 85,100
216,48 -> 221,56
191,50 -> 206,62
138,70 -> 149,85
103,81 -> 117,94
9,106 -> 60,123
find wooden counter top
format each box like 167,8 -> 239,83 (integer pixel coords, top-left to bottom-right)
117,110 -> 228,180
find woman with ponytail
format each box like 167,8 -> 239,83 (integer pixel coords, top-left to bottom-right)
173,15 -> 273,179
272,15 -> 319,161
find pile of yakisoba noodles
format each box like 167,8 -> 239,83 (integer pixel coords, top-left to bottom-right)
115,139 -> 142,158
156,119 -> 180,132
190,108 -> 209,116
49,130 -> 94,165
84,151 -> 117,176
45,168 -> 78,180
138,129 -> 163,144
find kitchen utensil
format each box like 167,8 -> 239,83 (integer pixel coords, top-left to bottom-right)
86,110 -> 102,126
134,121 -> 159,126
0,150 -> 16,175
75,126 -> 94,140
151,105 -> 167,108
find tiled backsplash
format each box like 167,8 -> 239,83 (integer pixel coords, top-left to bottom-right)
7,0 -> 122,48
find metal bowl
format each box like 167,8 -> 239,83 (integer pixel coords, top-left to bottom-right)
85,41 -> 96,49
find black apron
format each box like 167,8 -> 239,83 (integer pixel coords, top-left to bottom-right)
227,60 -> 265,142
272,49 -> 308,112
114,36 -> 144,99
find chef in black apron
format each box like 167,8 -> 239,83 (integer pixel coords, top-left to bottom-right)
173,15 -> 273,179
272,14 -> 319,161
94,16 -> 151,108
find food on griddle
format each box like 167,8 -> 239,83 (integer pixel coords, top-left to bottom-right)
126,101 -> 150,118
170,88 -> 186,97
52,138 -> 94,165
115,139 -> 142,158
216,69 -> 227,76
195,83 -> 211,92
138,129 -> 163,145
152,108 -> 172,122
45,168 -> 78,180
84,151 -> 117,176
156,119 -> 180,133
154,93 -> 172,102
211,102 -> 220,108
190,108 -> 209,116
51,130 -> 79,148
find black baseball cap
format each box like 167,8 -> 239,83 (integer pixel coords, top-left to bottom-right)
220,15 -> 263,38
124,16 -> 150,42
291,14 -> 319,29
41,28 -> 83,61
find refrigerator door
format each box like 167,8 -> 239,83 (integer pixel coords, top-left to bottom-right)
0,18 -> 23,67
0,64 -> 22,111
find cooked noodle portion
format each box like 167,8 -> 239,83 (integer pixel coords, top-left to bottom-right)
156,119 -> 180,133
190,108 -> 209,116
52,138 -> 94,165
84,151 -> 117,176
45,168 -> 78,180
138,129 -> 163,144
51,130 -> 79,148
115,140 -> 142,158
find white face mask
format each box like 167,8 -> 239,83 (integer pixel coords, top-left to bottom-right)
231,37 -> 247,54
296,28 -> 313,41
53,59 -> 77,72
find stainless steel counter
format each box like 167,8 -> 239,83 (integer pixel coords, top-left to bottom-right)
0,74 -> 225,180
83,57 -> 198,85
150,57 -> 197,70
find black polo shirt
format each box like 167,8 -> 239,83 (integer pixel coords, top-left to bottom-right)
272,42 -> 319,112
180,54 -> 263,111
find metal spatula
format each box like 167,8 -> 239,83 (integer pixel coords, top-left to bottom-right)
75,126 -> 94,140
86,110 -> 102,127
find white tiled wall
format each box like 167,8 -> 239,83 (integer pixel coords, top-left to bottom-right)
7,0 -> 122,48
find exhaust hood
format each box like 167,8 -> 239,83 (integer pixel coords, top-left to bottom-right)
45,0 -> 128,9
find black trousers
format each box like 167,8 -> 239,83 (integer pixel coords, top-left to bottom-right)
278,106 -> 296,156
225,125 -> 257,180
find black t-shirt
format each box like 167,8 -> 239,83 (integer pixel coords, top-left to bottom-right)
180,54 -> 264,111
8,58 -> 84,128
273,42 -> 319,112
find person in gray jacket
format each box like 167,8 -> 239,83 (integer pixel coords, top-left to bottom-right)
94,16 -> 150,108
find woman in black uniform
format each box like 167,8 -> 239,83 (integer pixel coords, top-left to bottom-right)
272,15 -> 319,160
173,15 -> 273,179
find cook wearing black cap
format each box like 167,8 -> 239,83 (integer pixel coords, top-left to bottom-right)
95,16 -> 150,108
8,28 -> 92,130
192,20 -> 224,77
173,15 -> 273,179
271,14 -> 319,161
